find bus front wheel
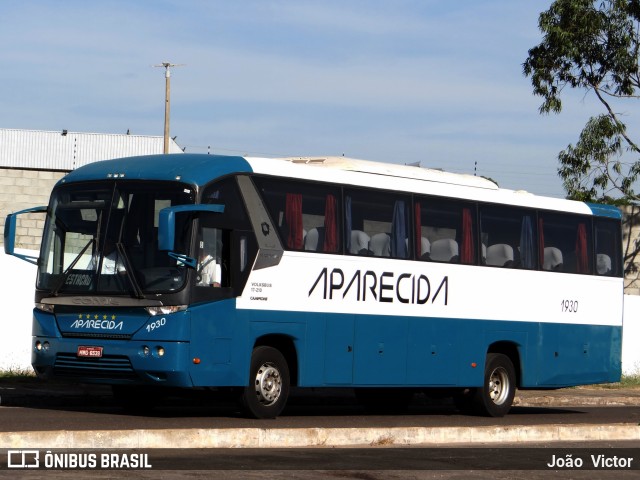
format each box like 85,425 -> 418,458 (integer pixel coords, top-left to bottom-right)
242,346 -> 290,419
473,353 -> 516,417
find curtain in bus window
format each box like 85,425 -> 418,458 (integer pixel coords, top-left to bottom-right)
391,200 -> 407,258
285,193 -> 303,249
414,202 -> 422,257
345,195 -> 352,253
323,194 -> 338,253
575,222 -> 589,274
538,218 -> 545,267
460,208 -> 475,264
520,215 -> 535,269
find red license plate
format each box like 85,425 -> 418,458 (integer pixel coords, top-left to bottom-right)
77,346 -> 103,358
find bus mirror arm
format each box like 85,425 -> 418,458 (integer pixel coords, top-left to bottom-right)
168,252 -> 197,269
4,206 -> 47,264
158,203 -> 225,265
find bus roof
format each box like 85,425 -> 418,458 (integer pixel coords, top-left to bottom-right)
58,153 -> 252,185
57,153 -> 621,219
276,156 -> 499,190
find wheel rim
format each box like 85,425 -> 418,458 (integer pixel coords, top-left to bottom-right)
488,366 -> 510,405
254,362 -> 282,406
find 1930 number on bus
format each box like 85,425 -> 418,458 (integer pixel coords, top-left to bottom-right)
561,299 -> 578,313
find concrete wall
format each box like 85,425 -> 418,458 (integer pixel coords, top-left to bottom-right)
0,168 -> 66,251
623,295 -> 640,375
622,205 -> 640,295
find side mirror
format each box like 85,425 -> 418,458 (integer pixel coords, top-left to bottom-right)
158,204 -> 225,267
4,206 -> 47,264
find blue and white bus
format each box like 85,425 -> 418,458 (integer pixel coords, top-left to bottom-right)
4,154 -> 623,418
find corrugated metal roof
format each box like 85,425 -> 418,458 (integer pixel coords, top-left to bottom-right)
0,128 -> 182,170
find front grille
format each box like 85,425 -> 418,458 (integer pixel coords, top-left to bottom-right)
54,353 -> 137,380
62,332 -> 132,340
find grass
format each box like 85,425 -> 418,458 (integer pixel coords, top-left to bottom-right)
0,368 -> 37,383
622,373 -> 640,386
571,373 -> 640,389
602,373 -> 640,389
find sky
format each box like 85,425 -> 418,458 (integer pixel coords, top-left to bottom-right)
0,0 -> 613,198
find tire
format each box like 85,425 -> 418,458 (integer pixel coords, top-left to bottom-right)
472,353 -> 516,417
241,346 -> 290,419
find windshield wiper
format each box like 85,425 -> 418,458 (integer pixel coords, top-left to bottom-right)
50,239 -> 95,296
115,242 -> 146,299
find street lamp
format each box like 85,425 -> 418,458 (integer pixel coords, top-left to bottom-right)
154,61 -> 184,154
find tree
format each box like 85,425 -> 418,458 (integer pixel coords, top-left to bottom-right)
523,0 -> 640,203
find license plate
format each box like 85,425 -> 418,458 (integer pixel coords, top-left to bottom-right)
77,346 -> 103,358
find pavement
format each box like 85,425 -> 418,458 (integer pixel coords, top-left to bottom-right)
0,379 -> 637,448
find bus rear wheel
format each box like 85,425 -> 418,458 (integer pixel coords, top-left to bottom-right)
473,353 -> 516,417
241,346 -> 290,419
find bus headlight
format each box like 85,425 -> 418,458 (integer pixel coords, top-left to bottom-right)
35,303 -> 55,313
145,305 -> 187,316
156,346 -> 165,357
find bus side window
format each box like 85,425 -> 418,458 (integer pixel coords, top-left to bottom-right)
415,198 -> 476,264
594,218 -> 622,277
199,176 -> 258,293
254,177 -> 341,253
480,206 -> 537,269
344,188 -> 411,259
197,227 -> 227,287
539,213 -> 592,275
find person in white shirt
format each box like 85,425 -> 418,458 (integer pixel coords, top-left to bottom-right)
89,240 -> 125,274
197,253 -> 221,287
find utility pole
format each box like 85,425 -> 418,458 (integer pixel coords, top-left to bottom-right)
154,61 -> 184,154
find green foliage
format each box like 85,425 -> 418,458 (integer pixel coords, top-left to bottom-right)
524,0 -> 640,202
0,367 -> 36,379
620,372 -> 640,386
557,114 -> 634,202
588,373 -> 640,388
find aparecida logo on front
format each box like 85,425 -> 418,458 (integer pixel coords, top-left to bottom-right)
7,450 -> 39,468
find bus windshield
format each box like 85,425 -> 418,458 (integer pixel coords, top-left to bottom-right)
37,181 -> 195,296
